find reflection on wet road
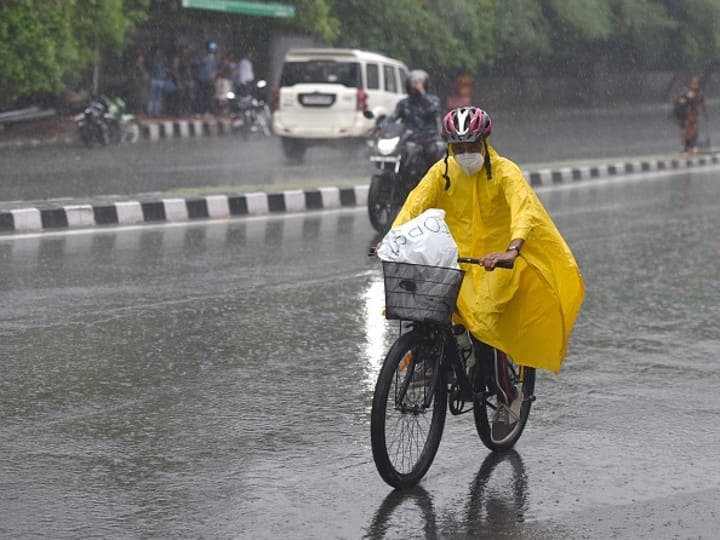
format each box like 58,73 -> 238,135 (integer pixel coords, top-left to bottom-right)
1,170 -> 720,538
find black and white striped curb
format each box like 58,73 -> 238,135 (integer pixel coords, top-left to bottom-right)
0,186 -> 369,234
139,118 -> 237,140
525,152 -> 720,186
1,153 -> 718,235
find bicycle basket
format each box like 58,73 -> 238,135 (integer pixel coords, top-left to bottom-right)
382,261 -> 464,324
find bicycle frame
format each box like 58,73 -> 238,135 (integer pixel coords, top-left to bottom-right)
396,321 -> 484,412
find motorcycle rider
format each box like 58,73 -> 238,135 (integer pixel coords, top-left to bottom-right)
382,69 -> 442,172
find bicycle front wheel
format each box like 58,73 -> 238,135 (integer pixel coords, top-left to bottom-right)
371,329 -> 447,489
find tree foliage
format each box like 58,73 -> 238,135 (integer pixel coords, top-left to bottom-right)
286,0 -> 339,44
313,0 -> 720,76
4,0 -> 720,103
0,0 -> 149,102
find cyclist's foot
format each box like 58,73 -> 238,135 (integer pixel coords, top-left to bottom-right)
491,389 -> 524,440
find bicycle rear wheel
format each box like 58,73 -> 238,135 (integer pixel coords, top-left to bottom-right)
474,358 -> 535,452
371,329 -> 447,488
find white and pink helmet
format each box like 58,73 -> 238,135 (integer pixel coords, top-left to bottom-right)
441,106 -> 493,143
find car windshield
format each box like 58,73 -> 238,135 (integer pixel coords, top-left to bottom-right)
280,61 -> 361,87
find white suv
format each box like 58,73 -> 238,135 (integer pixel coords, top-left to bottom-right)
272,48 -> 408,161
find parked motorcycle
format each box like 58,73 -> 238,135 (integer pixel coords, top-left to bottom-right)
74,96 -> 139,148
74,98 -> 110,147
226,80 -> 272,138
366,114 -> 443,232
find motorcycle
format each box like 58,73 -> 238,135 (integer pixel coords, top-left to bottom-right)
74,96 -> 139,148
366,114 -> 444,232
226,80 -> 272,138
74,98 -> 110,147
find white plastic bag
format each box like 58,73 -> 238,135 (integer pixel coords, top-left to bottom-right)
377,208 -> 460,268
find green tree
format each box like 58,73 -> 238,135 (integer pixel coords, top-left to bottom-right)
317,0 -> 720,76
660,0 -> 720,69
288,0 -> 340,44
0,1 -> 75,100
605,0 -> 677,68
0,0 -> 148,103
489,0 -> 553,71
326,0 -> 496,75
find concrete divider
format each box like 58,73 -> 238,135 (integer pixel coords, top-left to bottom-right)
163,198 -> 189,222
64,204 -> 95,228
10,208 -> 42,231
115,201 -> 144,224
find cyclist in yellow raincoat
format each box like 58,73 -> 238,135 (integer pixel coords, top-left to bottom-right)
391,106 -> 585,438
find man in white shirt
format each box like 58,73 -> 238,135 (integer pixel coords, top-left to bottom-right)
236,51 -> 254,93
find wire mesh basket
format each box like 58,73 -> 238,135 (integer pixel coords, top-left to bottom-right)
382,261 -> 465,325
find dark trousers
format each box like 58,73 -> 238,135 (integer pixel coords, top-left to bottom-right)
472,339 -> 517,405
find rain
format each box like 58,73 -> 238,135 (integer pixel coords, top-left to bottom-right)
2,1 -> 720,538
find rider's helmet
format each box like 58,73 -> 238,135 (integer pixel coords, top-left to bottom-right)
405,69 -> 430,94
207,41 -> 218,53
440,106 -> 492,143
440,107 -> 494,187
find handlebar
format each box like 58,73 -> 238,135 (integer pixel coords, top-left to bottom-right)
368,250 -> 514,269
457,257 -> 514,269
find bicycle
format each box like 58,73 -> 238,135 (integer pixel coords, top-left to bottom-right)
370,258 -> 536,489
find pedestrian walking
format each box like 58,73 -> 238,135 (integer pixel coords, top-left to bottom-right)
675,75 -> 708,156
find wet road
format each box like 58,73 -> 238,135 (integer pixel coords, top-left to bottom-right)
2,168 -> 720,538
0,102 -> 713,204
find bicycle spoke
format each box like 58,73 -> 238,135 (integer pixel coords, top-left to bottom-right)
386,374 -> 431,474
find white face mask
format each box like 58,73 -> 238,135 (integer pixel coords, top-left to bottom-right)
453,152 -> 484,175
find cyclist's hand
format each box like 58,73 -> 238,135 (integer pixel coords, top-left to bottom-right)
479,250 -> 517,270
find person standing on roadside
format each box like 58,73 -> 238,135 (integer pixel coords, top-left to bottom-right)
146,46 -> 168,116
127,51 -> 148,115
176,46 -> 195,116
197,41 -> 218,115
677,75 -> 708,156
236,51 -> 255,95
215,52 -> 235,114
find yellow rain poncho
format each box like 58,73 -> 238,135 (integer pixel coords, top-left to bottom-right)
392,145 -> 585,373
